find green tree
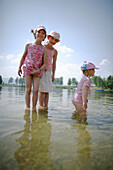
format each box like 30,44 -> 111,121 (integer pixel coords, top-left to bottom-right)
59,77 -> 63,85
19,78 -> 25,85
101,78 -> 107,89
53,78 -> 58,85
106,75 -> 113,90
71,77 -> 78,86
96,76 -> 101,87
53,77 -> 63,85
92,76 -> 105,88
8,77 -> 14,84
0,75 -> 3,84
92,76 -> 98,86
67,78 -> 71,86
15,77 -> 19,85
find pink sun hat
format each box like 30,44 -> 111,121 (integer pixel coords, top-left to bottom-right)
81,61 -> 99,71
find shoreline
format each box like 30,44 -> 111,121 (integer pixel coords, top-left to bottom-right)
0,84 -> 112,91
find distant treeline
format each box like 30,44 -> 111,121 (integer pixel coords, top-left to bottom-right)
0,76 -> 78,86
91,75 -> 113,90
0,75 -> 113,90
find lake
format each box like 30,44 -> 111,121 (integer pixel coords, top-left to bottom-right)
0,86 -> 113,170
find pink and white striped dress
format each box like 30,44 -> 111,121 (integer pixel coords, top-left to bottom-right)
22,43 -> 45,77
72,75 -> 91,104
45,47 -> 55,70
39,46 -> 55,92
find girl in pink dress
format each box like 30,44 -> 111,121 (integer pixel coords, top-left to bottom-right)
72,61 -> 99,112
18,25 -> 47,110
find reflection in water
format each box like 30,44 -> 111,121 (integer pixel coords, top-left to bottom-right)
15,86 -> 25,96
14,110 -> 52,169
0,87 -> 113,169
72,111 -> 91,162
0,86 -> 2,91
72,111 -> 88,125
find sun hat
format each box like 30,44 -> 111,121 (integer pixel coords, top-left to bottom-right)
35,25 -> 46,33
48,31 -> 60,41
81,61 -> 99,71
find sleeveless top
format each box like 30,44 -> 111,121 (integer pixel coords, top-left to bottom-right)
23,43 -> 45,77
44,45 -> 55,70
72,75 -> 91,104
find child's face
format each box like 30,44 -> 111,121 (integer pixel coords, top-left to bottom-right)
48,36 -> 59,46
36,29 -> 46,41
88,69 -> 95,77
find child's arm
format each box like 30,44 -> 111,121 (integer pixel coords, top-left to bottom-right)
52,50 -> 57,82
18,44 -> 29,77
31,48 -> 47,75
82,85 -> 89,110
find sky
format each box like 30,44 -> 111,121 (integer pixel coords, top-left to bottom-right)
0,0 -> 113,84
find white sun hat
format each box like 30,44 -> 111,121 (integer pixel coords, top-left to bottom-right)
48,31 -> 60,41
35,25 -> 46,33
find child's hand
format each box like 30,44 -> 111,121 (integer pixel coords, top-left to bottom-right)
52,75 -> 55,82
31,69 -> 40,75
82,102 -> 87,110
18,67 -> 22,77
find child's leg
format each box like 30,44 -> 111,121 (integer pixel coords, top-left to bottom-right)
39,92 -> 45,107
25,75 -> 32,109
32,76 -> 40,109
44,92 -> 49,108
72,101 -> 84,112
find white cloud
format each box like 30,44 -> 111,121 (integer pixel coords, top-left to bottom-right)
100,59 -> 109,65
0,56 -> 4,59
11,58 -> 20,64
59,45 -> 74,53
53,43 -> 81,84
17,53 -> 23,58
11,53 -> 22,64
0,53 -> 22,78
6,54 -> 14,60
55,62 -> 81,84
0,65 -> 18,78
97,58 -> 113,78
54,43 -> 74,58
65,54 -> 71,58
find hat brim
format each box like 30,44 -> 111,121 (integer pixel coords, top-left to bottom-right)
47,35 -> 60,42
95,66 -> 100,69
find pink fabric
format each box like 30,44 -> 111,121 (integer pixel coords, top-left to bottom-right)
23,43 -> 44,77
72,75 -> 91,104
44,46 -> 55,70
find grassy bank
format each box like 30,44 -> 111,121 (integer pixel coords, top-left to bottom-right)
0,84 -> 76,89
53,85 -> 76,89
0,84 -> 25,87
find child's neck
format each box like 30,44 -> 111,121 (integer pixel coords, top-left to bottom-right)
34,40 -> 42,45
83,72 -> 90,78
45,42 -> 53,50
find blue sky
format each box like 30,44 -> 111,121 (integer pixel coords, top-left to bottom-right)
0,0 -> 113,84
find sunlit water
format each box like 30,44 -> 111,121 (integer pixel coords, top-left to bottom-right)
0,86 -> 113,170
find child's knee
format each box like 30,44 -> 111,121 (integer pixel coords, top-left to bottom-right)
33,89 -> 38,95
26,87 -> 31,94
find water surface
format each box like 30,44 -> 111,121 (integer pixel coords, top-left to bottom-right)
0,86 -> 113,170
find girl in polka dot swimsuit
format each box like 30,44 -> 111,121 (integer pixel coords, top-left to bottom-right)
18,25 -> 47,111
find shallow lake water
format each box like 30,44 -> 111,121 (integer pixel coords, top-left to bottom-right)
0,86 -> 113,170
